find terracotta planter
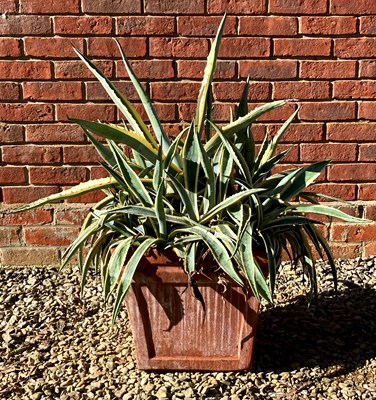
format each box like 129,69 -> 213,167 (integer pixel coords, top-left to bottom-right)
124,249 -> 267,371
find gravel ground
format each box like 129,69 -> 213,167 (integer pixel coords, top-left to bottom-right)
0,257 -> 375,400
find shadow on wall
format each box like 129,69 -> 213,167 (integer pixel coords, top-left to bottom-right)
254,284 -> 376,375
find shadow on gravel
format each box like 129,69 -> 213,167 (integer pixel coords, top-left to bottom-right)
253,283 -> 376,374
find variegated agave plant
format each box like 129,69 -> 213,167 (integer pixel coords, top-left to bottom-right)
14,16 -> 367,322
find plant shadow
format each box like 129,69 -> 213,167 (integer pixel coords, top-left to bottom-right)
253,283 -> 376,374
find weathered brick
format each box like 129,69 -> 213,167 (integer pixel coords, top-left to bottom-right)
239,16 -> 297,36
239,60 -> 297,80
0,38 -> 21,57
299,102 -> 356,121
24,226 -> 79,246
0,124 -> 24,143
213,82 -> 270,101
116,60 -> 175,80
2,186 -> 60,204
358,184 -> 376,200
219,38 -> 270,58
364,243 -> 376,257
145,0 -> 204,14
273,81 -> 330,100
26,124 -> 84,143
364,204 -> 376,221
0,0 -> 16,13
267,123 -> 324,142
299,17 -> 356,35
0,104 -> 53,122
54,16 -> 112,35
274,38 -> 331,57
56,104 -> 115,122
87,37 -> 147,58
64,189 -> 107,204
359,16 -> 376,35
335,38 -> 376,58
359,144 -> 376,161
55,208 -> 89,225
24,37 -> 84,58
359,60 -> 376,78
330,224 -> 376,242
306,183 -> 356,201
207,0 -> 265,14
300,61 -> 356,79
131,103 -> 176,122
0,227 -> 20,246
177,16 -> 237,36
328,164 -> 376,182
150,82 -> 201,101
0,82 -> 20,100
23,82 -> 83,101
269,0 -> 327,14
329,244 -> 362,259
29,166 -> 87,185
2,145 -> 61,164
0,16 -> 52,35
177,60 -> 236,79
0,167 -> 26,184
63,145 -> 102,164
327,123 -> 376,141
82,0 -> 141,14
20,0 -> 79,13
149,38 -> 209,58
117,16 -> 175,36
54,60 -> 113,80
86,81 -> 142,101
0,209 -> 52,225
330,0 -> 376,14
334,81 -> 376,99
300,143 -> 357,162
0,61 -> 52,80
0,247 -> 60,266
358,102 -> 376,120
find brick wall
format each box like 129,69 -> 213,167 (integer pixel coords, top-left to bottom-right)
0,0 -> 375,265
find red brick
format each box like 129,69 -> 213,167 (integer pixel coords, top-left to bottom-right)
364,205 -> 376,221
359,144 -> 376,162
2,145 -> 61,164
149,38 -> 209,58
273,81 -> 330,100
0,167 -> 26,184
239,16 -> 297,36
131,103 -> 176,122
219,38 -> 270,58
179,103 -> 232,122
274,38 -> 331,57
56,104 -> 115,122
300,61 -> 356,80
329,244 -> 362,259
360,17 -> 376,35
20,0 -> 79,13
0,82 -> 20,100
255,103 -> 298,122
306,183 -> 356,201
23,82 -> 83,101
359,61 -> 376,78
29,166 -> 87,185
86,81 -> 143,101
327,123 -> 376,141
90,166 -> 111,179
177,16 -> 237,36
335,38 -> 376,58
0,0 -> 16,13
54,60 -> 113,80
299,17 -> 356,35
55,208 -> 89,225
0,209 -> 52,225
177,60 -> 236,79
26,124 -> 84,143
0,61 -> 52,80
63,145 -> 102,164
333,81 -> 376,100
2,186 -> 60,204
24,37 -> 84,58
207,0 -> 265,14
64,189 -> 107,204
330,223 -> 376,242
0,16 -> 52,35
0,104 -> 53,122
364,243 -> 376,257
82,0 -> 141,13
213,82 -> 270,101
358,102 -> 376,121
145,0 -> 204,13
24,226 -> 79,246
150,82 -> 201,101
330,0 -> 376,14
239,60 -> 297,80
54,16 -> 112,35
269,0 -> 327,14
0,227 -> 20,246
299,102 -> 355,121
0,38 -> 21,57
87,37 -> 147,58
116,60 -> 175,80
117,16 -> 175,36
0,124 -> 24,143
267,123 -> 324,142
328,164 -> 376,182
358,184 -> 376,200
276,144 -> 299,162
300,143 -> 356,162
0,247 -> 60,266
